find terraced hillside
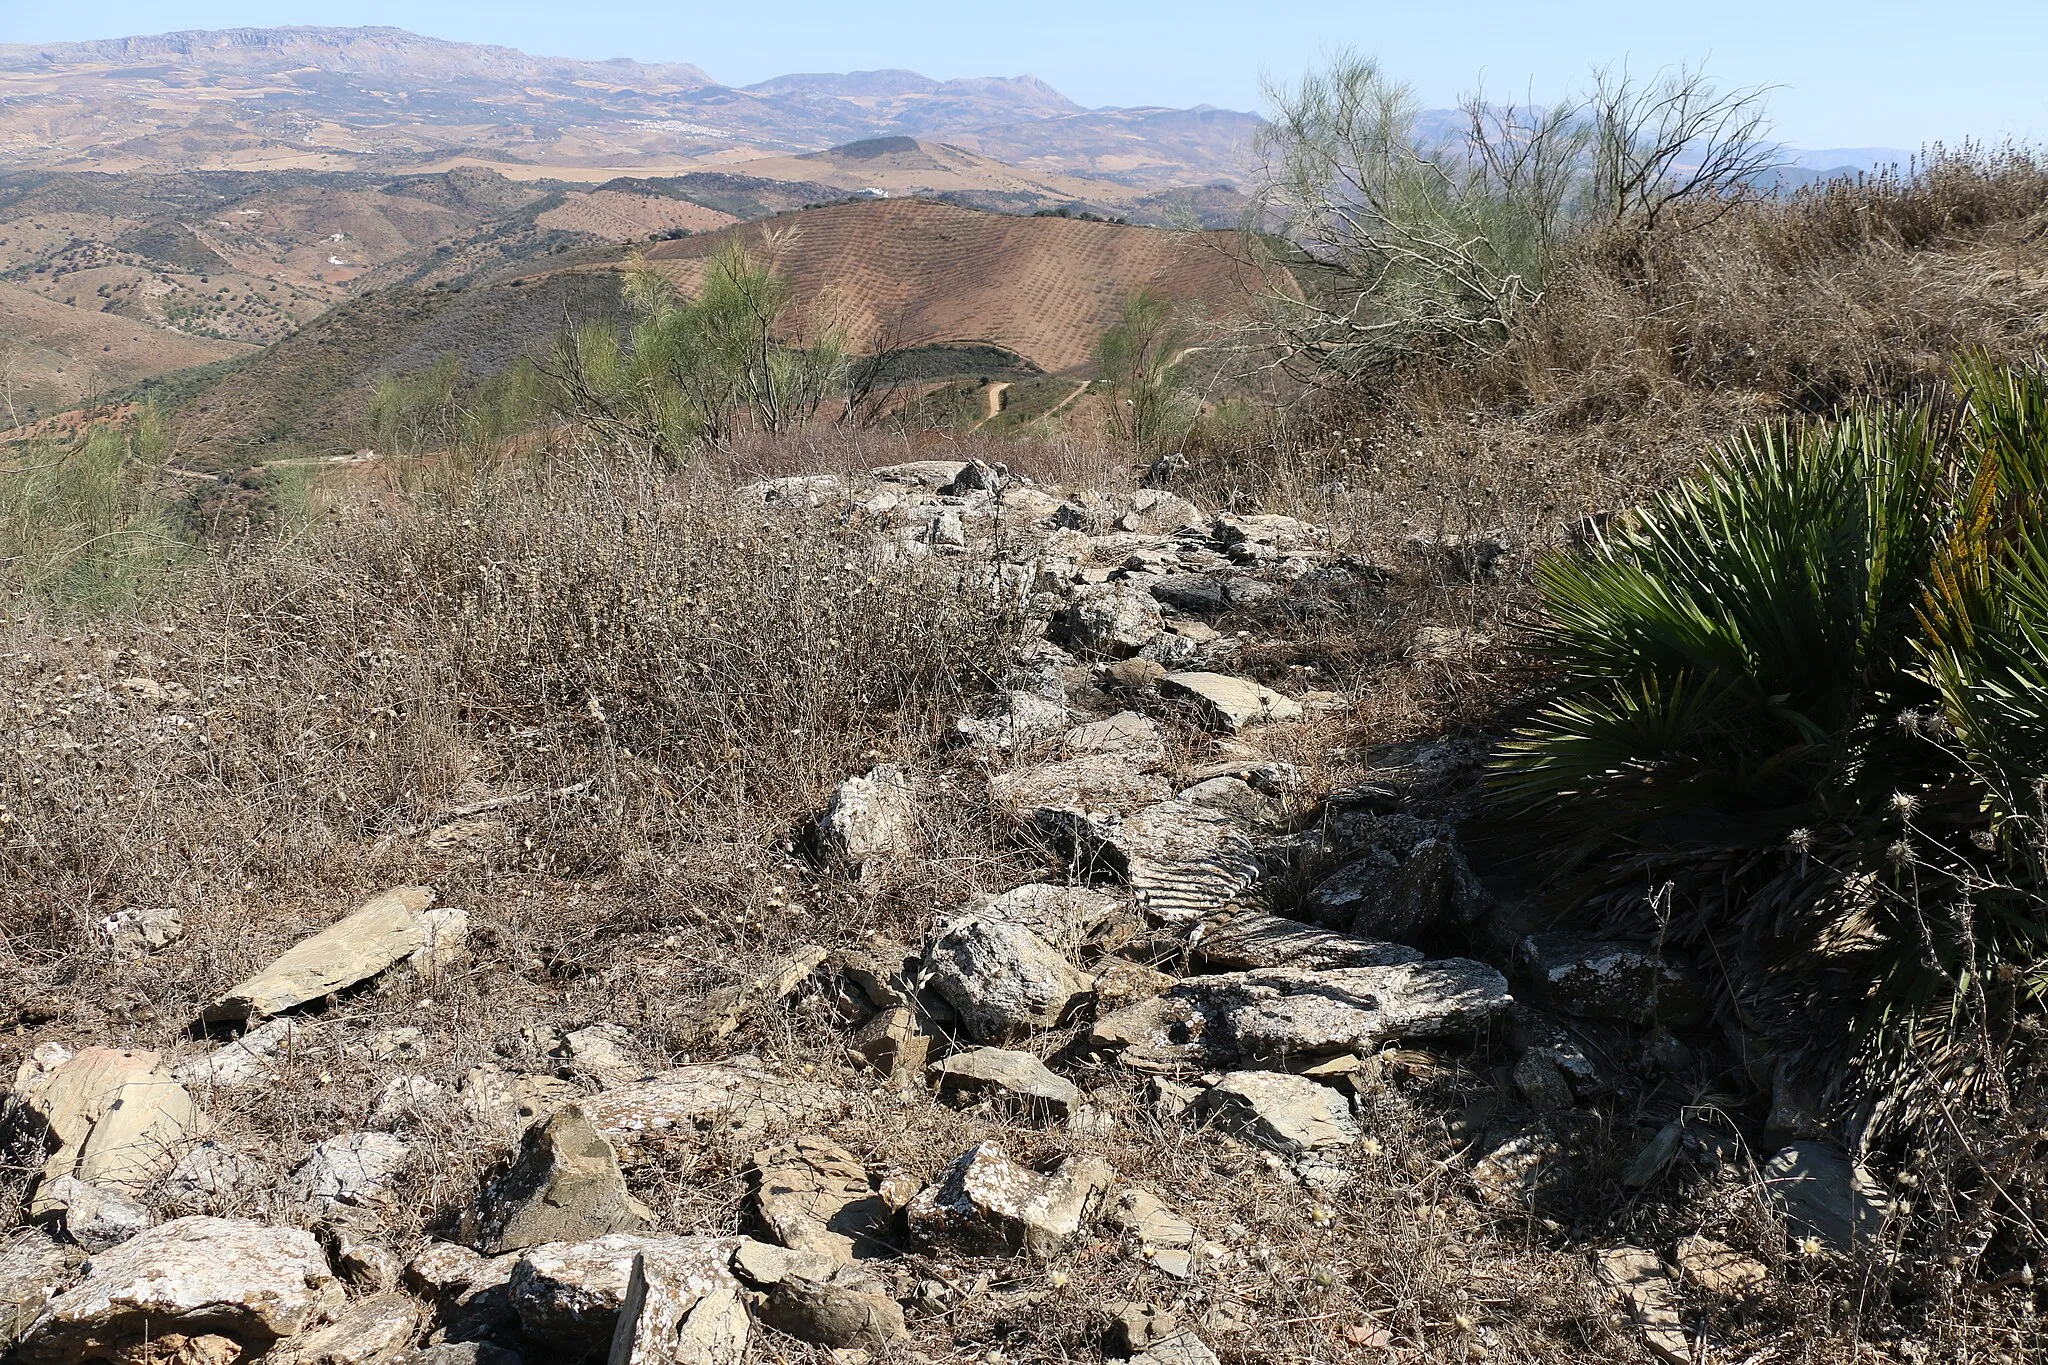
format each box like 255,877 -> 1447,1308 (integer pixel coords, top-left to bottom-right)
640,198 -> 1249,373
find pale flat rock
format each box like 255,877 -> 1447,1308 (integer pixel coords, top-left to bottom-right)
1158,672 -> 1301,733
1132,1330 -> 1222,1365
930,1048 -> 1082,1117
16,1217 -> 343,1364
510,1234 -> 739,1355
869,459 -> 968,488
205,886 -> 434,1022
1060,711 -> 1168,762
176,1017 -> 321,1091
817,765 -> 915,869
290,1132 -> 410,1210
1595,1247 -> 1689,1365
1190,913 -> 1423,973
751,1135 -> 893,1263
1764,1142 -> 1893,1254
1107,1188 -> 1196,1249
603,1244 -> 750,1365
1674,1235 -> 1768,1298
923,917 -> 1094,1044
463,1106 -> 652,1255
38,1178 -> 156,1253
581,1059 -> 845,1146
989,753 -> 1171,828
1517,931 -> 1709,1029
970,883 -> 1125,952
8,1045 -> 204,1215
266,1293 -> 421,1365
1200,1072 -> 1358,1154
906,1142 -> 1112,1259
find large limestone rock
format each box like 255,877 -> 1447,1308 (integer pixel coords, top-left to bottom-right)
580,1059 -> 846,1147
730,1243 -> 906,1349
463,1107 -> 652,1255
266,1293 -> 421,1365
906,1143 -> 1113,1259
923,917 -> 1093,1044
16,1217 -> 343,1364
0,1230 -> 83,1357
930,1047 -> 1082,1118
1190,913 -> 1424,973
970,883 -> 1125,952
816,766 -> 915,870
7,1044 -> 204,1217
1051,582 -> 1164,656
1091,959 -> 1512,1072
751,1136 -> 894,1263
1158,672 -> 1301,733
1200,1072 -> 1358,1154
509,1235 -> 741,1356
289,1132 -> 411,1210
205,886 -> 435,1022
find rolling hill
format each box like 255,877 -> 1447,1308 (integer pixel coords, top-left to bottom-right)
0,279 -> 249,419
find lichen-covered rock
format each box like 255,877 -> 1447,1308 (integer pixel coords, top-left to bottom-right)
580,1059 -> 846,1147
1051,582 -> 1164,656
929,1047 -> 1082,1117
289,1132 -> 410,1210
906,1143 -> 1113,1259
37,1177 -> 156,1253
816,765 -> 915,870
751,1136 -> 894,1263
509,1235 -> 741,1356
205,886 -> 435,1023
16,1217 -> 343,1363
7,1044 -> 204,1217
1199,1072 -> 1357,1154
176,1017 -> 321,1091
923,917 -> 1093,1044
970,882 -> 1125,951
265,1293 -> 421,1365
462,1107 -> 652,1255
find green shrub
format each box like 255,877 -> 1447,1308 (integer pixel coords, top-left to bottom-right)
1493,355 -> 2048,1118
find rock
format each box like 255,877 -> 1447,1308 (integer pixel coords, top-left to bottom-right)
1106,1189 -> 1195,1250
751,1136 -> 894,1263
753,1261 -> 906,1349
371,1075 -> 445,1125
1215,513 -> 1314,552
971,883 -> 1125,952
1517,932 -> 1709,1028
1093,959 -> 1177,1012
870,460 -> 967,489
1511,1051 -> 1576,1113
989,754 -> 1171,836
955,689 -> 1069,752
923,917 -> 1093,1044
1763,1142 -> 1892,1254
161,1141 -> 258,1213
176,1017 -> 320,1091
1106,657 -> 1167,692
102,905 -> 184,960
1470,1120 -> 1576,1208
405,1242 -> 516,1300
461,1067 -> 583,1136
692,946 -> 831,1045
1107,1301 -> 1180,1355
1094,960 -> 1512,1072
1131,1330 -> 1222,1365
289,1132 -> 410,1210
0,1230 -> 84,1356
1307,835 -> 1490,941
1200,1072 -> 1357,1154
37,1177 -> 156,1253
929,1048 -> 1082,1117
411,906 -> 471,982
205,886 -> 435,1023
327,1233 -> 400,1293
8,1045 -> 204,1216
1157,672 -> 1300,732
548,1024 -> 647,1086
463,1107 -> 653,1255
817,766 -> 915,871
508,1235 -> 741,1357
1177,775 -> 1283,827
906,1143 -> 1113,1259
1594,1247 -> 1689,1365
16,1217 -> 343,1364
1061,711 -> 1167,763
1674,1236 -> 1768,1298
397,1346 -> 521,1365
850,1007 -> 930,1086
1051,583 -> 1164,657
1189,914 -> 1423,973
266,1293 -> 421,1365
1147,574 -> 1228,615
1104,801 -> 1262,924
581,1059 -> 846,1147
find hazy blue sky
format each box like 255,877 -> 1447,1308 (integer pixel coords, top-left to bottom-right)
6,1 -> 2044,150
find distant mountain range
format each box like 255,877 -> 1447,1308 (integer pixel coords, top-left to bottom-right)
0,26 -> 1263,189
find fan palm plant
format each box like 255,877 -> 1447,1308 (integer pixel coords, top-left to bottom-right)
1495,356 -> 2048,1117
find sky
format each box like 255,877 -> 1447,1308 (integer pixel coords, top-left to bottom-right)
4,1 -> 2045,151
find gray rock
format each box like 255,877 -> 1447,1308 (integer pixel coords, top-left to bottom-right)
371,1074 -> 446,1125
580,1059 -> 846,1146
463,1107 -> 653,1255
754,1262 -> 906,1349
0,1229 -> 83,1356
161,1141 -> 259,1213
1189,913 -> 1423,973
751,1136 -> 894,1263
971,882 -> 1125,951
1051,582 -> 1164,656
930,1048 -> 1082,1117
101,905 -> 184,960
1132,1330 -> 1223,1365
7,1045 -> 204,1217
205,886 -> 435,1022
1177,775 -> 1283,826
1595,1247 -> 1689,1365
1102,800 -> 1262,924
177,1017 -> 322,1091
266,1292 -> 421,1365
1200,1072 -> 1357,1154
955,690 -> 1069,751
549,1024 -> 647,1087
1518,932 -> 1709,1028
906,1143 -> 1113,1259
989,754 -> 1172,843
1060,711 -> 1167,762
1106,1188 -> 1196,1249
398,1345 -> 523,1365
817,765 -> 915,870
37,1177 -> 156,1253
289,1132 -> 410,1210
510,1235 -> 742,1357
1511,1051 -> 1576,1113
1308,835 -> 1489,941
850,1007 -> 930,1087
15,1217 -> 343,1364
1157,672 -> 1301,732
1763,1142 -> 1892,1254
923,917 -> 1093,1044
1148,574 -> 1228,615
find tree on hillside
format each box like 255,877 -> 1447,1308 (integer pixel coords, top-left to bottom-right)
1243,52 -> 1776,382
1097,289 -> 1198,456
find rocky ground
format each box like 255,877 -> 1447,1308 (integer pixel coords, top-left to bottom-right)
0,457 -> 1944,1364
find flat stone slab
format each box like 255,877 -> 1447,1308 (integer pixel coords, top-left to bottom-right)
1201,1071 -> 1358,1154
581,1060 -> 846,1146
930,1048 -> 1082,1116
1190,913 -> 1424,973
508,1234 -> 742,1356
205,886 -> 434,1022
1158,672 -> 1302,732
